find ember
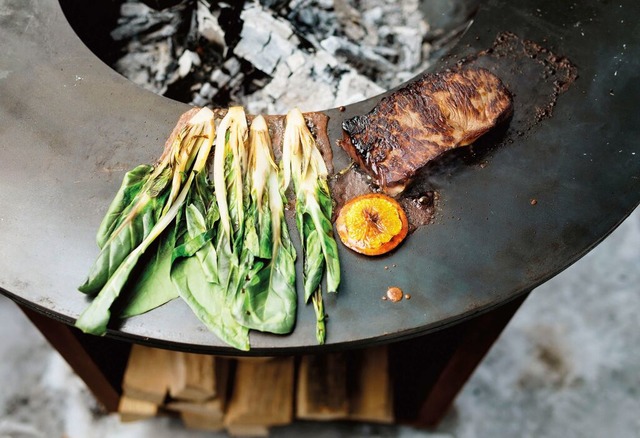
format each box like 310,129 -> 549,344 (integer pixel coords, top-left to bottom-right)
109,0 -> 476,113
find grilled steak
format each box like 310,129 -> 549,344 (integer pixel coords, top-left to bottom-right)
339,68 -> 513,196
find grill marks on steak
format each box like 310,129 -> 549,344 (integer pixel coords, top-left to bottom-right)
340,68 -> 513,195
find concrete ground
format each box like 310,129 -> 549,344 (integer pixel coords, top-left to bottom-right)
1,207 -> 638,438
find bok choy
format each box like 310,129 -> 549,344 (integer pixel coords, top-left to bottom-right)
79,109 -> 208,296
76,105 -> 341,350
170,107 -> 252,350
75,107 -> 216,335
78,164 -> 170,295
235,115 -> 297,334
282,108 -> 340,344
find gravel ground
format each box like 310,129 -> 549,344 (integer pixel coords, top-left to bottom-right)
1,208 -> 638,438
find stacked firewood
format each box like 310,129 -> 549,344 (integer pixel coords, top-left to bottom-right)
118,344 -> 393,436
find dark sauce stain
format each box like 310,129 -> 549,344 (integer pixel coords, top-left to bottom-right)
329,164 -> 439,231
399,191 -> 439,233
458,34 -> 579,138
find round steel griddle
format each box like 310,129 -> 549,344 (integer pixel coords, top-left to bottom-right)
1,0 -> 638,355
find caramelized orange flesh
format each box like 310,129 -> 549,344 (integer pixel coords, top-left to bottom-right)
336,193 -> 409,256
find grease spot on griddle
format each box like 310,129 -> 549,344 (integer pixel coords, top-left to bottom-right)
386,287 -> 404,302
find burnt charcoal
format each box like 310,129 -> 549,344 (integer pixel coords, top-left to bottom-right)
259,0 -> 290,14
108,0 -> 448,113
139,0 -> 184,11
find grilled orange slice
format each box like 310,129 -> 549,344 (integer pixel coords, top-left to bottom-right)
336,193 -> 408,256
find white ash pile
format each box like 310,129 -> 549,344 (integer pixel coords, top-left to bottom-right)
111,0 -> 442,114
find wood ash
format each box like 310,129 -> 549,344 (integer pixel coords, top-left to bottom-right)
111,0 -> 473,114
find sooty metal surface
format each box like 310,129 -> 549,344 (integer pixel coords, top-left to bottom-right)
1,0 -> 638,354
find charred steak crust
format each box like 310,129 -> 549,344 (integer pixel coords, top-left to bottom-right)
339,68 -> 513,195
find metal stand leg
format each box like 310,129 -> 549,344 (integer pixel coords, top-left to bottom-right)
18,305 -> 130,413
391,292 -> 529,427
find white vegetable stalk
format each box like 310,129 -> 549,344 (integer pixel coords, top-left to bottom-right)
162,108 -> 215,215
213,106 -> 249,242
249,115 -> 286,255
282,110 -> 328,192
248,115 -> 277,212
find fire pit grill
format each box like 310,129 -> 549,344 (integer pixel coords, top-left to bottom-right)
1,0 -> 639,354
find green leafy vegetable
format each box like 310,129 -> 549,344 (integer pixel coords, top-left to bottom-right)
170,188 -> 250,351
119,163 -> 219,318
119,225 -> 179,318
77,105 -> 340,350
234,115 -> 297,334
171,253 -> 250,351
282,108 -> 340,344
163,106 -> 253,350
78,166 -> 171,295
95,164 -> 153,249
75,108 -> 216,335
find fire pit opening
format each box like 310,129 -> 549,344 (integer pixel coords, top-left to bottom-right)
59,0 -> 479,113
